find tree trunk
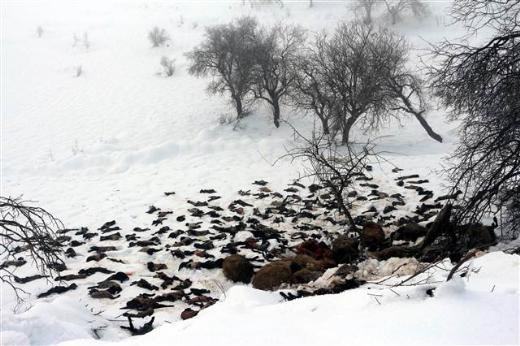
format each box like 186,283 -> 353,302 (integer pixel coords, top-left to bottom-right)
365,7 -> 372,24
391,10 -> 398,25
341,116 -> 357,145
272,100 -> 281,128
413,112 -> 443,143
235,97 -> 244,119
335,190 -> 357,230
318,116 -> 329,135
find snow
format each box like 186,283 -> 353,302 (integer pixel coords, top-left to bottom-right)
1,0 -> 519,345
1,296 -> 104,345
1,0 -> 456,230
7,251 -> 512,346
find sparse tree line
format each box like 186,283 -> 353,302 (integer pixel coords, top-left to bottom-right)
186,17 -> 442,144
185,0 -> 520,238
243,0 -> 429,22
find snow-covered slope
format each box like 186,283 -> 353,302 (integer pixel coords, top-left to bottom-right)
1,0 -> 455,229
2,1 -> 518,345
3,252 -> 518,345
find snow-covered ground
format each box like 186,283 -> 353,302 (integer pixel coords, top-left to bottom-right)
1,0 -> 518,345
3,252 -> 519,345
1,0 -> 455,229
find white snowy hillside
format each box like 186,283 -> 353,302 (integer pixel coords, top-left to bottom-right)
1,0 -> 519,345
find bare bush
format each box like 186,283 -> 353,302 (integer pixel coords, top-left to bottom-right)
148,27 -> 169,48
36,26 -> 43,38
428,0 -> 520,239
252,24 -> 305,127
0,197 -> 64,302
283,126 -> 376,230
187,17 -> 260,119
160,56 -> 175,77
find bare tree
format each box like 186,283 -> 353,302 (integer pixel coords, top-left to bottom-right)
384,0 -> 408,24
316,23 -> 388,144
353,0 -> 379,24
384,0 -> 428,25
382,72 -> 442,143
371,30 -> 442,142
428,0 -> 520,238
294,23 -> 389,144
409,0 -> 429,19
293,22 -> 441,144
1,197 -> 64,301
252,24 -> 305,128
187,17 -> 260,119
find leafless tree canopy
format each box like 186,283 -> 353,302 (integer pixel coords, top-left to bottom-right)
252,25 -> 305,128
291,45 -> 338,137
294,23 -> 388,144
451,0 -> 520,32
292,22 -> 441,144
187,17 -> 260,119
373,31 -> 442,142
428,0 -> 520,238
1,197 -> 64,300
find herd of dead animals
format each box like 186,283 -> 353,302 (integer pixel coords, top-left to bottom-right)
3,168 -> 497,337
